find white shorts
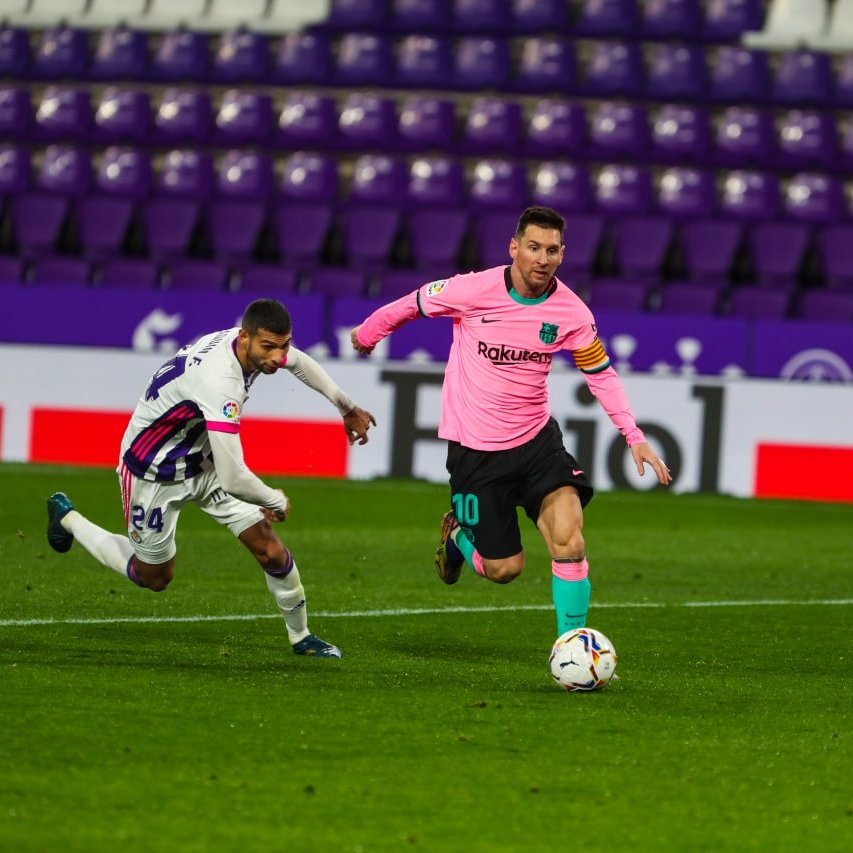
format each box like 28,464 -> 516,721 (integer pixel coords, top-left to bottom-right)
118,463 -> 264,564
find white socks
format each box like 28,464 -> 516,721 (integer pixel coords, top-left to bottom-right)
264,563 -> 309,645
62,510 -> 134,576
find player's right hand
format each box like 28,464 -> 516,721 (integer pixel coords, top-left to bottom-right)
262,490 -> 290,522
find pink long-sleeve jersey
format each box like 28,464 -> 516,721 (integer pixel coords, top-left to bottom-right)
356,266 -> 646,451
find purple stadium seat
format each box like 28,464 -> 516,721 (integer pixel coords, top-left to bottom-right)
817,226 -> 853,290
771,49 -> 832,107
0,27 -> 29,78
271,31 -> 332,86
405,156 -> 468,270
707,45 -> 769,103
150,30 -> 208,82
589,102 -> 650,162
346,153 -> 407,206
338,93 -> 398,152
37,146 -> 92,197
98,258 -> 160,289
640,0 -> 702,39
452,35 -> 511,91
206,151 -> 274,264
33,87 -> 92,143
277,91 -> 338,150
510,0 -> 568,32
0,87 -> 30,140
796,288 -> 853,321
153,89 -> 212,145
783,173 -> 845,225
613,217 -> 675,282
573,0 -> 638,37
681,219 -> 744,283
702,0 -> 765,42
582,41 -> 644,98
524,100 -> 587,159
650,105 -> 713,165
469,159 -> 527,211
452,0 -> 513,33
714,106 -> 775,167
595,165 -> 655,217
141,150 -> 211,262
457,97 -> 522,155
166,259 -> 229,291
0,146 -> 30,198
323,0 -> 387,30
747,222 -> 810,287
561,214 -> 605,282
395,35 -> 454,88
530,162 -> 593,213
280,151 -> 339,204
775,110 -> 838,171
304,267 -> 368,297
656,283 -> 722,316
406,156 -> 466,209
93,88 -> 151,145
211,30 -> 268,84
656,167 -> 717,219
238,264 -> 298,295
213,90 -> 273,147
585,279 -> 649,312
334,32 -> 393,86
644,43 -> 707,101
90,27 -> 148,81
76,148 -> 151,260
31,26 -> 87,80
471,211 -> 523,266
726,287 -> 790,319
30,256 -> 90,286
0,255 -> 24,285
274,155 -> 338,268
390,0 -> 450,32
513,35 -> 577,95
397,95 -> 456,153
339,154 -> 406,271
719,169 -> 781,221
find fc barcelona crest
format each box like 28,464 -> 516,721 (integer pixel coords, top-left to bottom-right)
539,322 -> 558,344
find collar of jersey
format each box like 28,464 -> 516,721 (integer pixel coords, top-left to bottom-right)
504,266 -> 555,305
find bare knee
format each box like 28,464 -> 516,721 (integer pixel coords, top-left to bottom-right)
484,554 -> 524,584
239,520 -> 287,572
552,530 -> 586,562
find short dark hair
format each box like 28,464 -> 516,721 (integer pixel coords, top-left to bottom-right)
515,206 -> 566,241
242,299 -> 292,336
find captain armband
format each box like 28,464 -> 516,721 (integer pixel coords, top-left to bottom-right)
571,337 -> 611,374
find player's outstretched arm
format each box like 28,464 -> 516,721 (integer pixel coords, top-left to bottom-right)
630,441 -> 672,485
343,405 -> 376,445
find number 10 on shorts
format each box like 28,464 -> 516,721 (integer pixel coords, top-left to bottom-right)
451,493 -> 479,526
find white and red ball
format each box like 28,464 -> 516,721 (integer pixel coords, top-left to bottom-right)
549,628 -> 618,691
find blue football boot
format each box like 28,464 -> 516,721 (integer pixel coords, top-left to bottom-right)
292,634 -> 342,658
46,492 -> 75,553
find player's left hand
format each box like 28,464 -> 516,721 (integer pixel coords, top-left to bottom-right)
630,441 -> 672,485
343,406 -> 377,445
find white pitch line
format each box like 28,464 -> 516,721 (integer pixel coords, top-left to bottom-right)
0,599 -> 851,628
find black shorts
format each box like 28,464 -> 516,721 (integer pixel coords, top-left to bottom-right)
445,417 -> 593,560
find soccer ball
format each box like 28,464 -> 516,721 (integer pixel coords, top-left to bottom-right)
549,628 -> 618,691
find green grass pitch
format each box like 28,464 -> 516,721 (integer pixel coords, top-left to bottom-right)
1,463 -> 851,852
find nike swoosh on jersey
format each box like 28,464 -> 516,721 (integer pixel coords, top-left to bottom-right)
572,469 -> 584,476
480,317 -> 501,323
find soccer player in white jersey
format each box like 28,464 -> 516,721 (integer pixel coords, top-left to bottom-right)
351,206 -> 672,638
47,298 -> 376,658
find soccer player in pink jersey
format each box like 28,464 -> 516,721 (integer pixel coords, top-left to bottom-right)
351,206 -> 672,637
46,299 -> 376,658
